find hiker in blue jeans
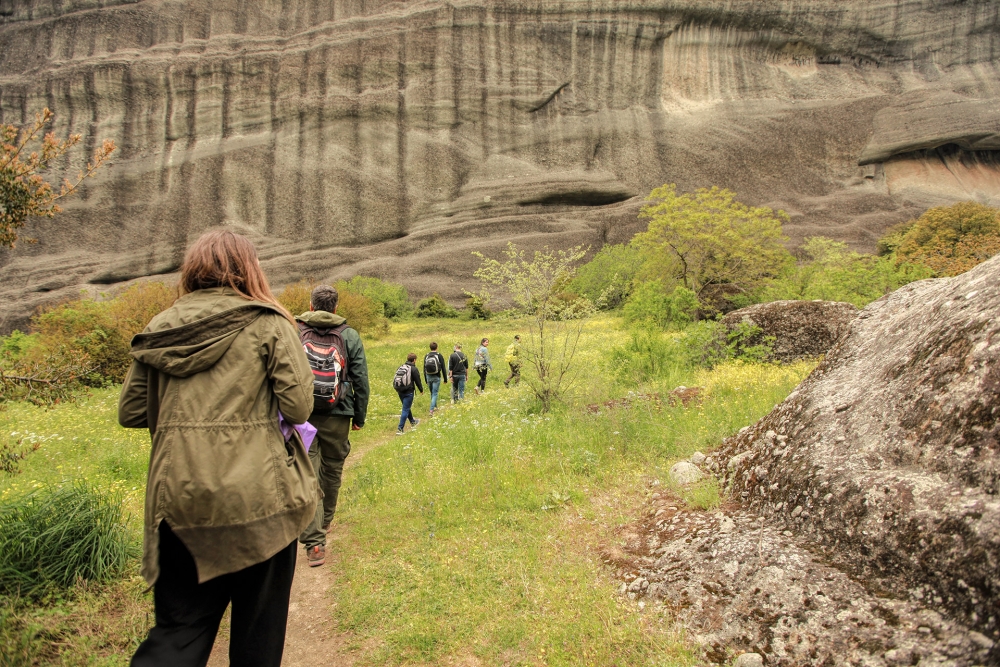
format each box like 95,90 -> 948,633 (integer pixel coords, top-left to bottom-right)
448,343 -> 469,403
423,342 -> 447,416
394,353 -> 423,435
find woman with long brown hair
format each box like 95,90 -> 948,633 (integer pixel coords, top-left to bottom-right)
119,230 -> 317,667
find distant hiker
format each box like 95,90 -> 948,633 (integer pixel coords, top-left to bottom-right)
449,343 -> 469,403
295,284 -> 370,567
393,352 -> 424,435
119,230 -> 316,667
504,335 -> 522,388
424,341 -> 447,415
473,337 -> 493,394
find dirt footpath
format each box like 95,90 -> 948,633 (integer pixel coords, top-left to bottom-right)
207,433 -> 388,667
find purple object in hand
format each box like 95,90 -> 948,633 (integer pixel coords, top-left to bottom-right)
278,411 -> 317,452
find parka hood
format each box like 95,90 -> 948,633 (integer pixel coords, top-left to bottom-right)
296,310 -> 347,330
130,290 -> 288,378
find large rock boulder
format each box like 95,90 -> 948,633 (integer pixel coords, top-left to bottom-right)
612,255 -> 1000,664
1,1 -> 1000,330
722,300 -> 859,362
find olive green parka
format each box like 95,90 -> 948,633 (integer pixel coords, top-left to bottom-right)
118,288 -> 318,586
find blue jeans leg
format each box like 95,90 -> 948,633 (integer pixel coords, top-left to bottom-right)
452,375 -> 466,402
428,377 -> 441,412
398,392 -> 414,431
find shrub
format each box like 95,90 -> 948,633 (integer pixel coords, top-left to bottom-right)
570,243 -> 640,309
276,279 -> 314,317
30,300 -> 129,386
106,282 -> 177,343
762,237 -> 933,308
0,484 -> 137,598
416,294 -> 459,319
338,291 -> 390,338
0,331 -> 38,362
277,280 -> 390,337
623,282 -> 700,330
464,294 -> 492,320
335,276 -> 411,319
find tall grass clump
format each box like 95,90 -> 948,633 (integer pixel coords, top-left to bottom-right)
0,484 -> 136,598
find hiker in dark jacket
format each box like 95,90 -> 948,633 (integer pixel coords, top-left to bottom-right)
119,230 -> 316,667
423,341 -> 447,416
448,343 -> 469,403
395,352 -> 424,435
296,284 -> 370,567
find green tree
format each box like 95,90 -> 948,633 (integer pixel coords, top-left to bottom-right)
632,185 -> 793,301
622,281 -> 699,329
473,243 -> 593,411
763,237 -> 933,307
1,108 -> 115,248
570,243 -> 641,309
883,202 -> 1000,277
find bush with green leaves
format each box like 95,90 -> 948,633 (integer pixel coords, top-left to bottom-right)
570,243 -> 640,309
415,294 -> 459,319
762,237 -> 932,308
0,484 -> 137,598
464,293 -> 492,320
335,276 -> 412,319
622,281 -> 700,330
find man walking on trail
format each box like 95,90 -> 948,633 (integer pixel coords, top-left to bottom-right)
473,337 -> 492,394
449,343 -> 469,403
504,335 -> 522,388
424,342 -> 447,416
394,352 -> 424,435
297,285 -> 369,568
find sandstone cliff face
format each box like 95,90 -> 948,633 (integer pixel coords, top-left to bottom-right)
1,1 -> 998,329
613,254 -> 1000,665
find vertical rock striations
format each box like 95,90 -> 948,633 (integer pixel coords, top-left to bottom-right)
0,1 -> 998,328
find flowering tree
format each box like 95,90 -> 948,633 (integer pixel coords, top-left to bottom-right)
473,243 -> 593,411
1,108 -> 115,248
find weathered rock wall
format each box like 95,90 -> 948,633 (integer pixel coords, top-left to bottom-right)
1,0 -> 998,330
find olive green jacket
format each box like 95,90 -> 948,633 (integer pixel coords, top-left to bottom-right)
118,288 -> 318,586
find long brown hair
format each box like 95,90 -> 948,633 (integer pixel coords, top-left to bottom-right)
179,230 -> 294,323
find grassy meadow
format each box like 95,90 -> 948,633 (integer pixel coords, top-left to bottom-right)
0,314 -> 813,666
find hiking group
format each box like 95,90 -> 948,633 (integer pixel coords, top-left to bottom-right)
116,229 -> 525,667
391,334 -> 522,435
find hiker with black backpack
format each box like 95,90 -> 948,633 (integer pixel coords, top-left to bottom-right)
296,285 -> 370,567
393,352 -> 424,435
423,342 -> 447,416
448,343 -> 469,403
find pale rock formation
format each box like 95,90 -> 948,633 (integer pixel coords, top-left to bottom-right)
1,1 -> 999,330
617,254 -> 1000,664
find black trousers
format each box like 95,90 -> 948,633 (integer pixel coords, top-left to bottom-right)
476,367 -> 488,391
131,522 -> 297,667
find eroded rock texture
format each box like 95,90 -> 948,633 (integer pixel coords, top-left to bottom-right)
614,255 -> 1000,664
722,299 -> 859,362
1,1 -> 999,329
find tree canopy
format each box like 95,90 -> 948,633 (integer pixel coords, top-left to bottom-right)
880,202 -> 1000,277
632,184 -> 792,298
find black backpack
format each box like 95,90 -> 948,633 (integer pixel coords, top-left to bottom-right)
392,364 -> 414,393
299,322 -> 350,413
424,353 -> 441,376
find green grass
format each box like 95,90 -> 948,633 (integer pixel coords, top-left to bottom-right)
0,315 -> 814,665
329,318 -> 814,665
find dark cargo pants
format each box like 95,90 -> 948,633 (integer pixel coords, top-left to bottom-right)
299,414 -> 352,549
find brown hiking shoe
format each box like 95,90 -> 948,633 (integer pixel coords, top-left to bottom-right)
322,521 -> 331,533
306,545 -> 326,567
